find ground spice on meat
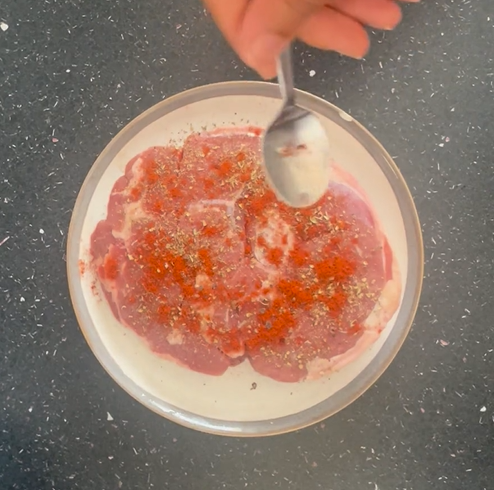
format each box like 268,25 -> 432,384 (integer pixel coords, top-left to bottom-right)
124,158 -> 359,350
90,127 -> 393,380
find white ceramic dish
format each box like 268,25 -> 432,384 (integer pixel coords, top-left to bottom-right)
67,81 -> 423,437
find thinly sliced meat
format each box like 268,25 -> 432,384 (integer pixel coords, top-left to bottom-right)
246,184 -> 388,382
109,146 -> 184,238
90,220 -> 123,319
204,259 -> 276,359
248,181 -> 376,243
145,306 -> 232,376
124,146 -> 182,185
227,259 -> 275,302
181,128 -> 261,200
246,208 -> 295,270
89,130 -> 399,381
247,340 -> 308,383
112,175 -> 129,193
297,229 -> 385,323
322,182 -> 374,233
107,218 -> 233,375
106,191 -> 128,233
90,220 -> 117,264
116,259 -> 149,336
97,241 -> 127,321
178,200 -> 245,285
248,310 -> 366,382
125,220 -> 184,299
176,201 -> 248,358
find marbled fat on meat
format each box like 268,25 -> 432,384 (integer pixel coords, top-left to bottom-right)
89,127 -> 400,382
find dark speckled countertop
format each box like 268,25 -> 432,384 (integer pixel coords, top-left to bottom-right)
1,0 -> 494,489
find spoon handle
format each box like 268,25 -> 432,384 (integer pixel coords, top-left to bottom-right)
277,46 -> 295,106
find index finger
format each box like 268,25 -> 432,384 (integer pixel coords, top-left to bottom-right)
204,0 -> 327,78
241,0 -> 326,76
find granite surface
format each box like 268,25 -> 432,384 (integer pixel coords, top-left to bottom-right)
1,0 -> 494,488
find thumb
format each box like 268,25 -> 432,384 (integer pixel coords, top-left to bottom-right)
239,0 -> 324,78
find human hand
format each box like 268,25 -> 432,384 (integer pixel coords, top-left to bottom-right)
203,0 -> 418,79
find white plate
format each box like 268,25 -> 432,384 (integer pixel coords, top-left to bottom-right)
67,81 -> 423,436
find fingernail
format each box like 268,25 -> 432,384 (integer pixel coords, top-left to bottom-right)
244,33 -> 288,79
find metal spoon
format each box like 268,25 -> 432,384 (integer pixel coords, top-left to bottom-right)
262,46 -> 331,208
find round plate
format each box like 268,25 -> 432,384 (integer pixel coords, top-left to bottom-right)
67,81 -> 423,437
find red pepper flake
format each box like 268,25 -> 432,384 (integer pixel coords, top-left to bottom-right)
257,236 -> 267,248
249,194 -> 273,217
278,279 -> 313,307
203,225 -> 221,237
346,323 -> 362,335
142,160 -> 159,185
321,287 -> 348,317
198,248 -> 214,276
216,160 -> 233,177
103,255 -> 119,281
248,126 -> 262,136
289,248 -> 309,267
266,247 -> 283,267
330,237 -> 342,247
218,334 -> 242,354
129,185 -> 143,201
78,259 -> 86,276
246,299 -> 296,350
147,198 -> 165,214
239,172 -> 250,183
169,187 -> 183,199
204,178 -> 216,193
314,255 -> 355,283
156,304 -> 172,323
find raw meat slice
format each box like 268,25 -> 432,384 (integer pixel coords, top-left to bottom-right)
246,184 -> 389,382
102,146 -> 184,245
178,200 -> 245,276
246,207 -> 296,270
97,240 -> 127,322
227,259 -> 276,303
88,128 -> 401,381
145,306 -> 232,376
177,200 -> 248,358
90,220 -> 117,265
205,259 -> 276,359
124,146 -> 182,188
181,128 -> 261,201
248,310 -> 365,382
124,221 -> 184,300
103,222 -> 233,375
